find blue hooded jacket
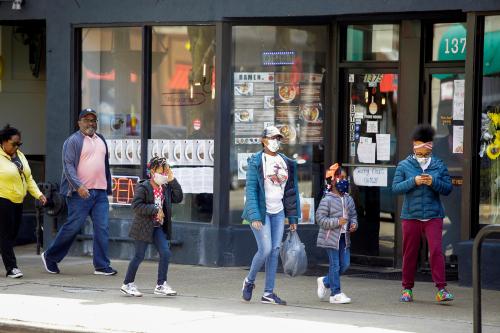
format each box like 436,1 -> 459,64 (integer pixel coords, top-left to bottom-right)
392,155 -> 452,220
241,151 -> 300,224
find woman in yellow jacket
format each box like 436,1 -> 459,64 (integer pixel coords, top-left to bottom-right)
0,125 -> 46,278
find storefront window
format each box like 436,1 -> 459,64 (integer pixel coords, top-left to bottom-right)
344,73 -> 398,258
346,24 -> 399,61
432,23 -> 467,61
150,26 -> 216,223
81,27 -> 142,219
229,25 -> 328,225
479,16 -> 500,225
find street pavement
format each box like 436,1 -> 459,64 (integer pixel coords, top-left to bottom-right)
0,245 -> 499,333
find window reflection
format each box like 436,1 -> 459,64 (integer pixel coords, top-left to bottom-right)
81,27 -> 142,218
229,25 -> 328,225
346,24 -> 399,61
479,16 -> 500,225
150,26 -> 216,223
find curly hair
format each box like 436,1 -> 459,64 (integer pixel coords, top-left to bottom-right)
146,155 -> 168,178
412,124 -> 435,142
0,124 -> 21,143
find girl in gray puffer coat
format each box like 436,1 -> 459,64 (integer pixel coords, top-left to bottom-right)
315,164 -> 358,304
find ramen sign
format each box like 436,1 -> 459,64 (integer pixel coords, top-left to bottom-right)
110,175 -> 140,205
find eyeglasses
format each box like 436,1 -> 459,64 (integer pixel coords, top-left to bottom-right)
81,118 -> 98,124
9,141 -> 23,148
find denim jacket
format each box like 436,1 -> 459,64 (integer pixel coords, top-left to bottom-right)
392,155 -> 452,220
241,150 -> 300,224
59,131 -> 112,196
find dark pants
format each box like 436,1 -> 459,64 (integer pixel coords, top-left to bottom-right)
124,228 -> 171,285
323,234 -> 351,296
0,197 -> 23,273
402,218 -> 446,290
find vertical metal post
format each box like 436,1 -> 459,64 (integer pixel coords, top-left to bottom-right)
472,225 -> 500,333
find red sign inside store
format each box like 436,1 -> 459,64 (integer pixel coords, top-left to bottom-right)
111,175 -> 140,205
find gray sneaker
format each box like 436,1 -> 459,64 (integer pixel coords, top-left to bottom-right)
154,282 -> 177,296
120,283 -> 142,297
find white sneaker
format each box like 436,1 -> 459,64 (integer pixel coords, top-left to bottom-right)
120,283 -> 143,297
330,292 -> 351,304
317,277 -> 328,300
7,268 -> 23,278
154,282 -> 177,296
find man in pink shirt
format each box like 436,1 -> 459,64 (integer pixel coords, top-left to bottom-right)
41,109 -> 117,276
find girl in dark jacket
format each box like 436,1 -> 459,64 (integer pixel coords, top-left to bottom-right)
392,124 -> 453,303
120,156 -> 183,297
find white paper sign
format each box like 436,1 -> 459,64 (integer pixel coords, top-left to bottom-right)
357,143 -> 376,164
366,121 -> 378,133
376,134 -> 391,161
237,153 -> 253,180
174,167 -> 214,193
359,136 -> 372,144
453,80 -> 465,121
453,125 -> 464,154
353,167 -> 388,187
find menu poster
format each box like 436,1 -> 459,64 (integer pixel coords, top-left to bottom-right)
234,72 -> 275,142
300,73 -> 324,143
274,73 -> 300,144
453,80 -> 465,121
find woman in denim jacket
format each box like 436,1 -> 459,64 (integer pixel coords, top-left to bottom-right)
241,126 -> 300,306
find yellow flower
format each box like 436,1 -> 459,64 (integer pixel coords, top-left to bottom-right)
486,142 -> 500,160
488,112 -> 500,127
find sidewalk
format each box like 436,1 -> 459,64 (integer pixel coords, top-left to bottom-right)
0,245 -> 499,333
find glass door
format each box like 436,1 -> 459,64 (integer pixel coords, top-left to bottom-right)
343,72 -> 398,262
424,70 -> 465,260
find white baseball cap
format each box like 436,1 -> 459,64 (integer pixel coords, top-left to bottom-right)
262,126 -> 284,138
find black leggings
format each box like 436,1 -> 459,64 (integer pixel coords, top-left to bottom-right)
0,197 -> 23,273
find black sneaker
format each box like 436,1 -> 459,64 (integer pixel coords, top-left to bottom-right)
261,293 -> 287,305
94,267 -> 117,276
41,252 -> 60,274
242,279 -> 255,302
6,268 -> 23,278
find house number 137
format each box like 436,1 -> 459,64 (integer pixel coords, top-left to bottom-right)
444,37 -> 466,54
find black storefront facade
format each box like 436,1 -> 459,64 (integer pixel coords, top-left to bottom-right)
1,1 -> 499,281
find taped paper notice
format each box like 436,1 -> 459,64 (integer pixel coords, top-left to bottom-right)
359,136 -> 372,144
367,121 -> 378,133
453,125 -> 464,154
357,143 -> 376,164
453,80 -> 465,121
376,134 -> 391,161
353,167 -> 388,187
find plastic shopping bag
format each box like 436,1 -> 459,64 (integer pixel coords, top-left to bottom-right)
280,231 -> 308,277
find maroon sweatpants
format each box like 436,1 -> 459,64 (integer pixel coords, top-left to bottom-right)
402,218 -> 446,290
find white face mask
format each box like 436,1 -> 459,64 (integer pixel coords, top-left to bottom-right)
266,139 -> 281,153
415,156 -> 430,166
153,173 -> 169,186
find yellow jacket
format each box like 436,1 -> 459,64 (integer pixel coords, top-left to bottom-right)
0,148 -> 42,204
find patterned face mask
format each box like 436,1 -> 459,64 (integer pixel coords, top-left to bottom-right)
335,179 -> 349,194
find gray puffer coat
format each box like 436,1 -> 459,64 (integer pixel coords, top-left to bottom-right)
129,179 -> 183,243
316,192 -> 358,250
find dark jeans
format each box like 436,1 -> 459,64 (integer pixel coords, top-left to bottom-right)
323,234 -> 350,296
124,228 -> 171,285
44,190 -> 111,269
0,198 -> 23,273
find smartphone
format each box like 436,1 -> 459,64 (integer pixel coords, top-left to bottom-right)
421,173 -> 429,177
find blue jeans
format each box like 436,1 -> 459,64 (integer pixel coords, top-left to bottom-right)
323,234 -> 350,296
44,190 -> 111,269
247,210 -> 285,294
124,228 -> 171,285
